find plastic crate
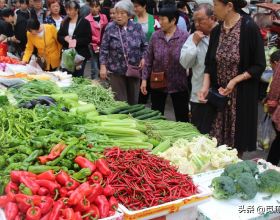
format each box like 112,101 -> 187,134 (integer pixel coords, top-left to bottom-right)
119,185 -> 211,220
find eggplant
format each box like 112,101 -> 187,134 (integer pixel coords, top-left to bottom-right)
36,96 -> 57,106
61,106 -> 69,112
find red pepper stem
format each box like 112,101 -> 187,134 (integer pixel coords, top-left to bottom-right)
82,212 -> 92,218
54,189 -> 59,201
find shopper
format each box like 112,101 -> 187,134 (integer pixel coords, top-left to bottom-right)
180,4 -> 216,133
109,6 -> 115,21
266,50 -> 280,166
57,0 -> 91,77
101,0 -> 112,21
85,0 -> 108,79
132,0 -> 160,104
44,0 -> 64,30
22,18 -> 61,71
141,5 -> 189,122
14,0 -> 32,55
0,8 -> 21,55
30,0 -> 47,23
177,1 -> 191,31
100,0 -> 147,105
198,0 -> 266,156
80,0 -> 91,17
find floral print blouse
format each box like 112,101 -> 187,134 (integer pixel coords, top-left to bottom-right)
99,20 -> 148,75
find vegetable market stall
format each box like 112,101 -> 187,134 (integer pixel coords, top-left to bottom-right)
0,77 -> 275,220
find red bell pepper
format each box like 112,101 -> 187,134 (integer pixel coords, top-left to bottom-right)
68,182 -> 92,206
26,206 -> 41,220
38,187 -> 50,196
14,215 -> 21,220
96,159 -> 111,176
103,185 -> 115,197
40,211 -> 51,220
108,210 -> 115,216
36,180 -> 60,195
19,176 -> 40,194
89,171 -> 103,184
84,205 -> 100,220
10,171 -> 36,184
14,194 -> 32,213
32,195 -> 42,206
58,197 -> 69,208
87,183 -> 103,203
74,212 -> 82,220
39,143 -> 66,164
59,187 -> 68,197
56,171 -> 71,186
5,182 -> 19,201
48,200 -> 64,220
74,156 -> 96,172
39,196 -> 53,215
109,196 -> 118,211
65,179 -> 80,191
37,170 -> 56,181
4,202 -> 19,220
74,197 -> 91,212
0,195 -> 11,208
94,195 -> 110,218
61,208 -> 75,220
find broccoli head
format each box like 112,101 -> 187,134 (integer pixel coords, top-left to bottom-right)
243,160 -> 258,176
211,176 -> 236,199
222,161 -> 254,180
258,169 -> 280,194
236,173 -> 258,200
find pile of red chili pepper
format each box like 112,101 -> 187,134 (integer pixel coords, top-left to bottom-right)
104,147 -> 198,211
0,158 -> 118,220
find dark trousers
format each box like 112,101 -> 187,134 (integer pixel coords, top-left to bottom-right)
63,60 -> 87,77
151,90 -> 189,122
191,102 -> 217,134
267,123 -> 280,166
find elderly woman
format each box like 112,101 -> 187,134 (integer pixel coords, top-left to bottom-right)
198,0 -> 266,157
22,18 -> 61,71
140,5 -> 189,122
99,0 -> 147,105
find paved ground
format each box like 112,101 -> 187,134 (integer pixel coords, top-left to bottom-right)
84,62 -> 271,162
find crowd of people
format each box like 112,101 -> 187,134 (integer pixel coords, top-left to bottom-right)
0,0 -> 279,164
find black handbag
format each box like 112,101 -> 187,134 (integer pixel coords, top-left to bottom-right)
206,88 -> 229,110
36,26 -> 47,70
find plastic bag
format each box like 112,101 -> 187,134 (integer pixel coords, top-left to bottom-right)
258,113 -> 275,150
61,48 -> 77,72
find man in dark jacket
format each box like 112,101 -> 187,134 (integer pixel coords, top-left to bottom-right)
30,0 -> 47,23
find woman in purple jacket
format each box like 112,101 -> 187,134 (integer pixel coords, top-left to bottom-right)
141,5 -> 189,122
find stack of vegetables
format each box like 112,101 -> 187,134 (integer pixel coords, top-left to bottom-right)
211,160 -> 280,201
103,147 -> 198,211
0,158 -> 119,220
156,136 -> 239,175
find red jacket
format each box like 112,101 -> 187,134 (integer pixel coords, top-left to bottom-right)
85,13 -> 108,52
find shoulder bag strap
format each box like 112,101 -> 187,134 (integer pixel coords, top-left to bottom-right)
118,27 -> 128,66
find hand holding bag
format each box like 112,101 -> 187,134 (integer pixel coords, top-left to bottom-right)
118,28 -> 141,78
206,88 -> 229,110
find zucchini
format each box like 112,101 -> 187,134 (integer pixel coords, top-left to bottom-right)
131,108 -> 153,117
135,111 -> 161,120
119,104 -> 145,114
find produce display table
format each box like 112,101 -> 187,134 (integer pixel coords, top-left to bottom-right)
193,170 -> 280,220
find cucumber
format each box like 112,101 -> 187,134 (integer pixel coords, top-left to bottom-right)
135,111 -> 161,120
110,105 -> 130,114
147,114 -> 165,120
119,104 -> 145,114
131,108 -> 153,117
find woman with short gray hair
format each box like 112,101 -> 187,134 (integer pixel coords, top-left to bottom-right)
99,0 -> 148,105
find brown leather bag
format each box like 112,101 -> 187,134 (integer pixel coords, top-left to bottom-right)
150,71 -> 167,89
